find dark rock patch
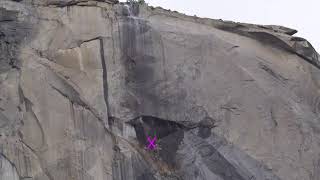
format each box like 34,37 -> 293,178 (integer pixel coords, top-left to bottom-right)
198,126 -> 211,139
196,142 -> 246,180
0,7 -> 33,73
128,116 -> 183,145
197,116 -> 216,139
128,116 -> 185,167
158,130 -> 184,167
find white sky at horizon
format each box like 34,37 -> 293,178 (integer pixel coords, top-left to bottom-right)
121,0 -> 320,52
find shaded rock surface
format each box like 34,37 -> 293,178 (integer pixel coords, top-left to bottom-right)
0,0 -> 320,180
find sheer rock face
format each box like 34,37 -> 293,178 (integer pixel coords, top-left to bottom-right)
1,1 -> 320,180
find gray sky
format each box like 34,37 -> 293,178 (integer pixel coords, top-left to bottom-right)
123,0 -> 320,52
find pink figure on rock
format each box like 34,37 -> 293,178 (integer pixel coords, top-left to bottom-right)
147,136 -> 157,150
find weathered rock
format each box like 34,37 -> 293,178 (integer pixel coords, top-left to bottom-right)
1,1 -> 320,180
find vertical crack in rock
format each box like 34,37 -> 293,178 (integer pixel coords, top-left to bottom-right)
270,107 -> 278,128
99,37 -> 112,119
68,36 -> 113,128
111,146 -> 125,180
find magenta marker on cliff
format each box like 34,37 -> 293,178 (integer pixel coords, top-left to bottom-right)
147,136 -> 157,150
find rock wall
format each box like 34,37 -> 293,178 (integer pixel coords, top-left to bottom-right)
0,0 -> 320,180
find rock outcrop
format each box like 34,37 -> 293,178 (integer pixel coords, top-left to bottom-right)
1,0 -> 320,180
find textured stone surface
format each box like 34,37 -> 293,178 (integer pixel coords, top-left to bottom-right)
1,1 -> 320,180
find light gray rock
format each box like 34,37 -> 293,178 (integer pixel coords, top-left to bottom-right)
1,1 -> 320,180
0,154 -> 20,180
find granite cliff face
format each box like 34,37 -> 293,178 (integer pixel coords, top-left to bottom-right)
1,1 -> 320,180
